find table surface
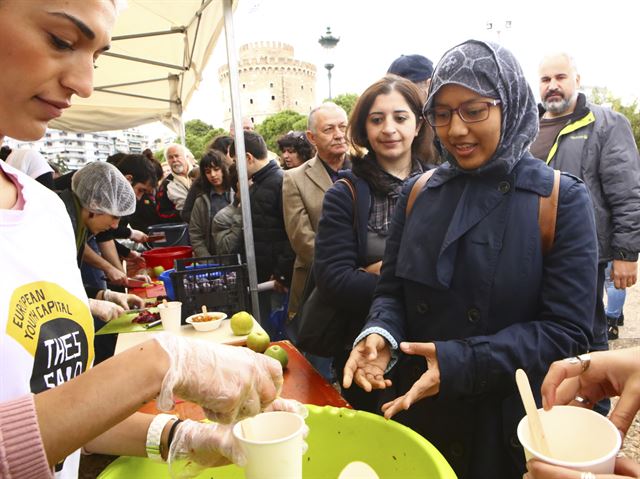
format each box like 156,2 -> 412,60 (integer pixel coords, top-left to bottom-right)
113,317 -> 266,354
138,340 -> 349,420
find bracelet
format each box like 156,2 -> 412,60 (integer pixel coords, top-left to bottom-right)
146,413 -> 176,463
167,419 -> 183,452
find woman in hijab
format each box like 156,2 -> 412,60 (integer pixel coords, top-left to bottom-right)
342,40 -> 598,477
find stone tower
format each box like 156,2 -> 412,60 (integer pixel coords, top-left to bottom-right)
219,41 -> 317,126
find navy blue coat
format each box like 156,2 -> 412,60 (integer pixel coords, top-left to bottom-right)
314,171 -> 377,351
364,154 -> 597,478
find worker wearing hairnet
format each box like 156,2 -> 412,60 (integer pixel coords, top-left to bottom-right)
58,161 -> 144,321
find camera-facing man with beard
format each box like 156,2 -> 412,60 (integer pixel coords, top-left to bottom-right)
531,52 -> 640,345
156,143 -> 192,220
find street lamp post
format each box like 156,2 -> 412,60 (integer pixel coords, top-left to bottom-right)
318,27 -> 340,100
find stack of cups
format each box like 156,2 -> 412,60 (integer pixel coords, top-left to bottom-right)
157,301 -> 182,334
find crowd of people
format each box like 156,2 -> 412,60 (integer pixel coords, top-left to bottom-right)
1,0 -> 640,479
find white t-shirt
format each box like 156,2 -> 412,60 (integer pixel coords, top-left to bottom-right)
5,148 -> 53,180
0,161 -> 94,478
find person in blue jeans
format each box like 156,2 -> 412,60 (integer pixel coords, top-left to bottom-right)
605,260 -> 627,339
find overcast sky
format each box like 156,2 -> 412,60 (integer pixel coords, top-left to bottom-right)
147,0 -> 638,136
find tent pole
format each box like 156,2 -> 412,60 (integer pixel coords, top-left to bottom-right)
222,0 -> 261,321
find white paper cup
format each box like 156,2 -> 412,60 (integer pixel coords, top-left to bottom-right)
517,405 -> 621,473
157,301 -> 182,333
233,411 -> 305,479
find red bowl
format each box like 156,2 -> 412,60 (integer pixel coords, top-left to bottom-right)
142,246 -> 193,272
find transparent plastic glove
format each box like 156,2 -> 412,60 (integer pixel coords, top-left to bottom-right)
264,398 -> 309,419
155,334 -> 283,424
129,229 -> 149,243
168,420 -> 241,471
105,266 -> 127,285
168,409 -> 309,479
88,298 -> 124,322
103,289 -> 145,309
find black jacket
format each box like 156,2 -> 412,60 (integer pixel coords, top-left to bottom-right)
249,160 -> 294,284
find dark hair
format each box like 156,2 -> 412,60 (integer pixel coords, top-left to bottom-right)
349,75 -> 426,194
276,131 -> 316,163
229,131 -> 268,160
194,150 -> 230,193
115,154 -> 158,186
209,135 -> 234,155
227,163 -> 239,193
106,151 -> 127,166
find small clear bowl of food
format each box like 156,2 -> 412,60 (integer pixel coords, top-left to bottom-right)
185,312 -> 227,332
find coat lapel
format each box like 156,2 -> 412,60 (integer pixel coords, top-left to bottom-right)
305,156 -> 333,192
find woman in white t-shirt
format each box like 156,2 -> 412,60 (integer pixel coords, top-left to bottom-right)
0,2 -> 301,478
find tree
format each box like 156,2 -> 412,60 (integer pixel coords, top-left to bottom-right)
326,93 -> 359,117
255,110 -> 306,152
184,119 -> 227,159
589,88 -> 640,148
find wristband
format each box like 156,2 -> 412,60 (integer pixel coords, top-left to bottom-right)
146,413 -> 176,462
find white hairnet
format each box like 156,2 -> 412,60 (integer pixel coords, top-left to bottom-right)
72,161 -> 136,216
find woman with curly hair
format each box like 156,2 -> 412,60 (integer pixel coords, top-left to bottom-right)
277,130 -> 316,169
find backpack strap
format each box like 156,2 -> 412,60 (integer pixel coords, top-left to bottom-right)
539,169 -> 561,256
335,178 -> 356,230
406,169 -> 436,218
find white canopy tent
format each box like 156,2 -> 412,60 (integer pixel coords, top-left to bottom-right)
50,0 -> 237,135
51,0 -> 261,318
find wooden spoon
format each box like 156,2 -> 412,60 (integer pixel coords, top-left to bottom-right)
515,369 -> 552,457
241,417 -> 255,440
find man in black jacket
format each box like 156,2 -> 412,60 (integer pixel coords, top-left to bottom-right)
231,131 -> 294,332
531,52 -> 640,344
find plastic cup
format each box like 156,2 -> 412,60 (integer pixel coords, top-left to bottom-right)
157,301 -> 182,333
517,405 -> 621,473
233,411 -> 305,479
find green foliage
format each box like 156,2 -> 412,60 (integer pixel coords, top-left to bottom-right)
589,88 -> 640,148
154,149 -> 165,163
184,119 -> 227,159
255,110 -> 307,152
325,93 -> 359,117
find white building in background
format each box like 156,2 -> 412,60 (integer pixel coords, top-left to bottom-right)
218,41 -> 317,125
5,128 -> 151,170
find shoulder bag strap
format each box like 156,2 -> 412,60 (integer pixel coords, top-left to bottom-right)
406,169 -> 436,218
335,178 -> 357,230
539,169 -> 561,256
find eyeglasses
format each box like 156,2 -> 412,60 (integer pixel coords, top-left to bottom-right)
424,99 -> 501,127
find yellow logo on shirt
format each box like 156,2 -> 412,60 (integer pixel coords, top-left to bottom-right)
6,282 -> 94,391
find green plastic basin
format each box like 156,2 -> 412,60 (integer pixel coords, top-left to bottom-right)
98,405 -> 457,478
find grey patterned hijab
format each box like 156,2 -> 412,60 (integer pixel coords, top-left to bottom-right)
425,39 -> 538,175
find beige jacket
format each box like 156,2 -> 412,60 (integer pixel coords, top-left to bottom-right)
282,155 -> 333,315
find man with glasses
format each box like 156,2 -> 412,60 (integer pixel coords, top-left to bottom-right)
530,52 -> 640,344
282,103 -> 350,380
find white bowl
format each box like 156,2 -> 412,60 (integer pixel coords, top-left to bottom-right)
185,312 -> 227,331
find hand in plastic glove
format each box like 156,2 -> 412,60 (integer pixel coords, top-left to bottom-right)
103,289 -> 145,309
105,266 -> 127,285
88,298 -> 124,322
155,334 -> 283,424
126,250 -> 146,269
129,229 -> 149,243
169,419 -> 240,470
169,402 -> 310,475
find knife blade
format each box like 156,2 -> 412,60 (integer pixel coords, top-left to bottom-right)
144,319 -> 163,329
